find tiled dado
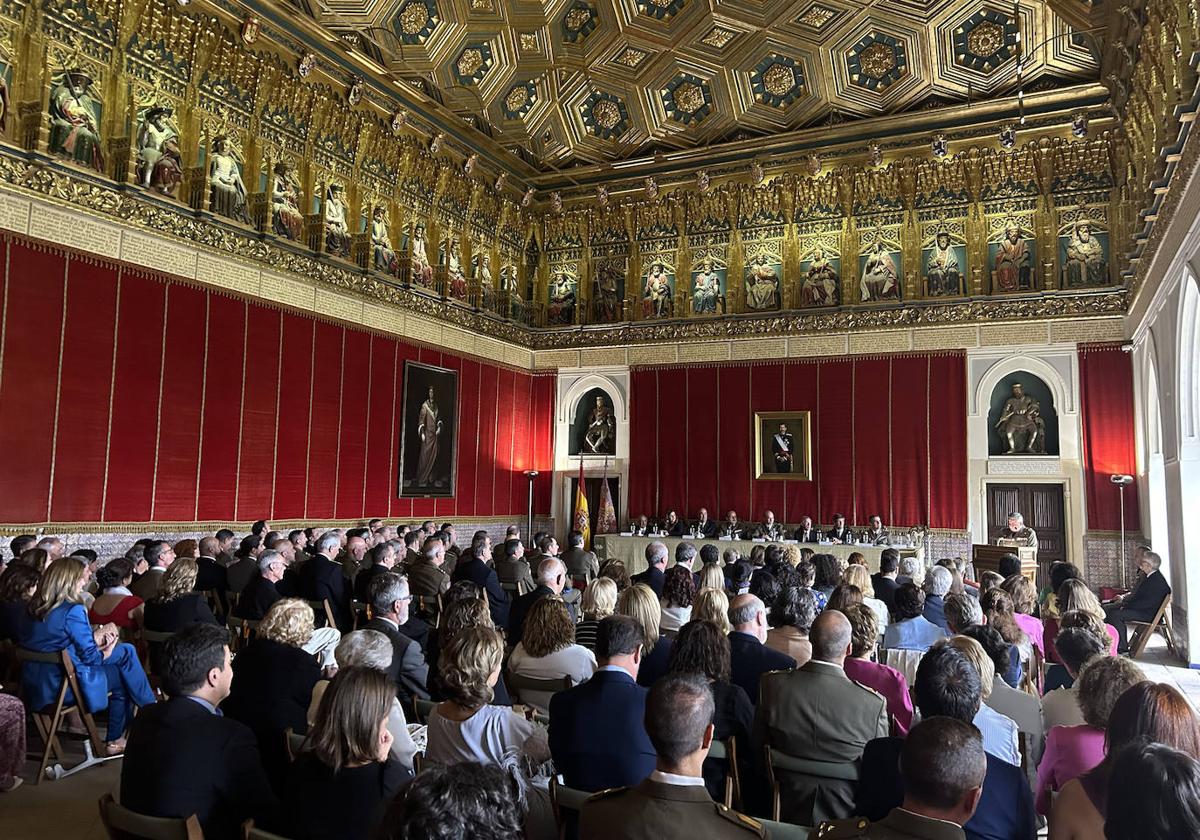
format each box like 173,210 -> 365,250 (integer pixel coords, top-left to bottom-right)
533,319 -> 1126,369
0,191 -> 535,373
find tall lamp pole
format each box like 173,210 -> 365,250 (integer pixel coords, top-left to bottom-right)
1110,474 -> 1134,589
524,470 -> 539,542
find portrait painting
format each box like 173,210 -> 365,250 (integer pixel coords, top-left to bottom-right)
858,239 -> 902,302
1058,221 -> 1109,288
988,221 -> 1036,293
754,411 -> 813,481
548,269 -> 578,325
398,361 -> 458,497
641,261 -> 675,319
592,257 -> 625,323
744,253 -> 782,311
690,257 -> 726,315
922,229 -> 966,297
569,387 -> 617,456
799,247 -> 840,307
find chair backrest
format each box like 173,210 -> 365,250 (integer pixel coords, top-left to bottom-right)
245,824 -> 291,840
506,672 -> 572,706
767,748 -> 861,782
757,818 -> 811,839
882,648 -> 925,685
411,697 -> 437,724
550,774 -> 592,839
140,628 -> 176,645
305,598 -> 337,629
284,727 -> 309,762
98,793 -> 203,840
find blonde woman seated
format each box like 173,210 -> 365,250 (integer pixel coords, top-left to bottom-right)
844,564 -> 889,638
698,563 -> 725,595
1057,579 -> 1119,655
617,583 -> 671,687
506,597 -> 595,714
658,565 -> 695,633
574,577 -> 617,653
692,587 -> 731,635
307,629 -> 418,771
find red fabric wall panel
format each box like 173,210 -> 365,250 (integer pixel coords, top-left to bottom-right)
152,284 -> 207,520
305,322 -> 343,520
531,374 -> 556,514
656,370 -> 688,515
749,364 -> 786,523
362,337 -> 397,518
389,343 -> 419,521
926,354 -> 967,529
492,367 -> 516,518
333,329 -> 371,520
472,363 -> 499,518
507,371 -> 531,518
716,365 -> 752,519
104,272 -> 166,522
235,305 -> 282,520
817,360 -> 855,523
0,244 -> 65,521
1078,345 -> 1140,531
684,367 -> 719,517
50,260 -> 118,522
890,356 -> 930,527
783,362 -> 820,525
852,358 -> 892,524
627,369 -> 658,518
433,353 -> 463,521
455,358 -> 481,519
271,314 -> 315,520
196,295 -> 244,521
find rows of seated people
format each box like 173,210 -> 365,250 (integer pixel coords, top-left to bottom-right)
0,524 -> 1192,840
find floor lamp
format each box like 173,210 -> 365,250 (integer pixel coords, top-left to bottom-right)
1110,474 -> 1134,590
524,470 -> 539,541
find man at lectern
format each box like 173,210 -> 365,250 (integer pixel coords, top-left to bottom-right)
994,511 -> 1038,551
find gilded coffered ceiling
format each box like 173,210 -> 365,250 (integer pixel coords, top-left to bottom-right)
293,0 -> 1104,170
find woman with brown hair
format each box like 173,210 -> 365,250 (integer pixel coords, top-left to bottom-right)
428,595 -> 511,705
980,588 -> 1032,681
87,558 -> 144,632
617,583 -> 672,686
1000,573 -> 1044,656
1050,681 -> 1200,840
598,559 -> 631,592
0,563 -> 38,642
285,666 -> 411,840
659,564 -> 695,633
507,597 -> 595,714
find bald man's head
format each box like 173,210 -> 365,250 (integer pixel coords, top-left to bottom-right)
810,609 -> 853,663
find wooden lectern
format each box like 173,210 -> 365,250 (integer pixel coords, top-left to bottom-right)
972,544 -> 1037,585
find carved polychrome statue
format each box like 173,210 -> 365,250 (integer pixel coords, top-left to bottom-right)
744,256 -> 780,310
642,263 -> 673,318
925,230 -> 961,296
207,135 -> 249,223
692,259 -> 721,314
584,394 -> 616,455
860,241 -> 899,302
49,69 -> 105,172
411,223 -> 434,285
1063,222 -> 1105,287
324,183 -> 351,256
445,239 -> 467,299
136,105 -> 182,195
371,206 -> 397,274
271,162 -> 303,240
801,247 -> 838,306
995,383 -> 1046,454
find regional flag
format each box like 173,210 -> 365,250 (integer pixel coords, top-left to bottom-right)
596,460 -> 617,537
573,458 -> 591,549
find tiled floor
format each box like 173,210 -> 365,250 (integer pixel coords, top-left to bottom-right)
1,635 -> 1196,838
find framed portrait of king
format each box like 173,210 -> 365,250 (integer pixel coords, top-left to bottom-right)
398,361 -> 458,497
754,411 -> 813,481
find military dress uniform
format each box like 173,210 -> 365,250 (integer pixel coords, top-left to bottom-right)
579,776 -> 764,840
814,808 -> 966,840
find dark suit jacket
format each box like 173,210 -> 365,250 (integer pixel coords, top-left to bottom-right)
636,635 -> 674,688
508,585 -> 553,645
792,527 -> 821,543
450,557 -> 510,627
130,566 -> 167,602
226,558 -> 260,596
871,575 -> 901,616
194,555 -> 230,606
299,553 -> 352,631
856,736 -> 1037,840
363,616 -> 429,703
728,631 -> 796,704
1120,569 -> 1171,616
923,594 -> 949,632
825,527 -> 852,543
561,547 -> 600,582
121,697 -> 281,840
631,565 -> 665,597
283,754 -> 411,840
549,669 -> 656,791
692,519 -> 718,538
233,575 -> 280,621
353,563 -> 390,604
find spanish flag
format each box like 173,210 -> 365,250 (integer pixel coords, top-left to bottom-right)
573,457 -> 591,550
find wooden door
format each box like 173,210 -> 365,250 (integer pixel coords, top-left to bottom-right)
986,483 -> 1065,566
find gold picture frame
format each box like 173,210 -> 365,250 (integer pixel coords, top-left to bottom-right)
754,411 -> 813,481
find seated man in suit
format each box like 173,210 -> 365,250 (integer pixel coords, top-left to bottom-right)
508,556 -> 574,645
298,531 -> 352,631
451,539 -> 510,628
401,530 -> 423,569
1105,549 -> 1171,652
825,513 -> 852,545
631,541 -> 668,597
561,529 -> 600,586
550,615 -> 656,791
354,540 -> 398,604
496,539 -> 536,595
364,571 -> 430,704
195,536 -> 230,614
754,510 -> 783,540
754,610 -> 888,825
871,549 -> 901,617
408,538 -> 451,601
579,673 -> 764,840
233,550 -> 285,621
719,511 -> 744,539
855,642 -> 1036,840
728,594 -> 796,704
792,516 -> 820,543
130,540 -> 176,602
492,525 -> 522,566
690,507 -> 718,539
629,516 -> 653,537
121,624 -> 281,840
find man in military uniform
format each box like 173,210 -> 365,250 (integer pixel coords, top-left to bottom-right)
754,510 -> 783,540
720,510 -> 744,539
993,512 -> 1038,551
813,717 -> 985,839
561,529 -> 600,585
864,515 -> 890,546
579,673 -> 764,840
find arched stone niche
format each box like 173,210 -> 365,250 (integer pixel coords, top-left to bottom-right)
986,372 -> 1060,456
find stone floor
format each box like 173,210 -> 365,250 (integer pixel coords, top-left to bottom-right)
1,634 -> 1197,838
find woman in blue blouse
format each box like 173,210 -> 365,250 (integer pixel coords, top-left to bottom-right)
21,558 -> 155,753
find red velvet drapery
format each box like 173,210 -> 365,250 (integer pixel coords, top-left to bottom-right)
1078,343 -> 1140,531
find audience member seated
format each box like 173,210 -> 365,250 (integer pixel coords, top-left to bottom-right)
426,590 -> 508,706
226,535 -> 264,596
812,553 -> 842,601
659,565 -> 696,633
496,539 -> 535,596
600,559 -> 632,593
353,541 -> 398,604
943,591 -> 983,636
844,564 -> 889,638
727,561 -> 754,598
299,531 -> 353,631
307,630 -> 418,771
0,563 -> 38,641
1103,549 -> 1171,653
1042,627 -> 1107,727
233,550 -> 286,621
408,539 -> 452,606
822,717 -> 988,838
755,610 -> 888,825
921,566 -> 953,632
549,615 -> 656,792
194,536 -> 231,612
1034,654 -> 1145,815
765,585 -> 817,666
0,693 -> 23,793
826,583 -> 864,616
855,642 -> 1037,840
579,673 -> 763,840
129,540 -> 176,602
451,540 -> 511,630
1040,562 -> 1082,630
562,530 -> 600,585
619,583 -> 673,687
507,596 -> 595,714
575,576 -> 618,652
842,603 -> 913,735
222,598 -> 325,787
379,762 -> 526,840
364,572 -> 430,705
881,582 -> 946,652
87,558 -> 144,632
962,622 -> 1023,695
978,570 -> 1004,594
1051,681 -> 1200,840
21,557 -> 155,754
980,589 -> 1032,684
729,594 -> 796,704
897,555 -> 924,588
667,619 -> 754,804
284,666 -> 412,840
631,541 -> 668,597
1103,740 -> 1200,840
1056,579 -> 1119,656
692,587 -> 732,634
144,557 -> 219,632
944,635 -> 1021,767
120,624 -> 280,840
698,563 -> 725,595
871,550 -> 902,616
1001,574 -> 1044,657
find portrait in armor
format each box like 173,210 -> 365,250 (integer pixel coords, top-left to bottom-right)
922,228 -> 966,297
754,411 -> 813,481
744,253 -> 782,311
858,239 -> 901,302
398,361 -> 458,497
578,391 -> 617,456
988,221 -> 1036,293
1060,221 -> 1109,288
371,206 -> 398,275
987,374 -> 1059,456
49,69 -> 105,173
592,258 -> 625,323
548,270 -> 578,325
641,262 -> 675,319
324,183 -> 351,257
409,222 -> 434,286
135,105 -> 182,196
690,258 -> 726,315
441,238 -> 468,300
271,161 -> 304,241
799,246 -> 840,307
207,135 -> 250,223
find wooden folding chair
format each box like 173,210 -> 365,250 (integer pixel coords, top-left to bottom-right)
550,775 -> 593,840
284,727 -> 309,762
304,599 -> 337,630
225,615 -> 258,652
410,696 -> 437,725
17,647 -> 119,783
1129,594 -> 1177,659
707,737 -> 740,809
414,593 -> 442,628
244,823 -> 291,840
766,746 -> 860,823
98,793 -> 203,840
505,672 -> 571,710
755,819 -> 811,839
